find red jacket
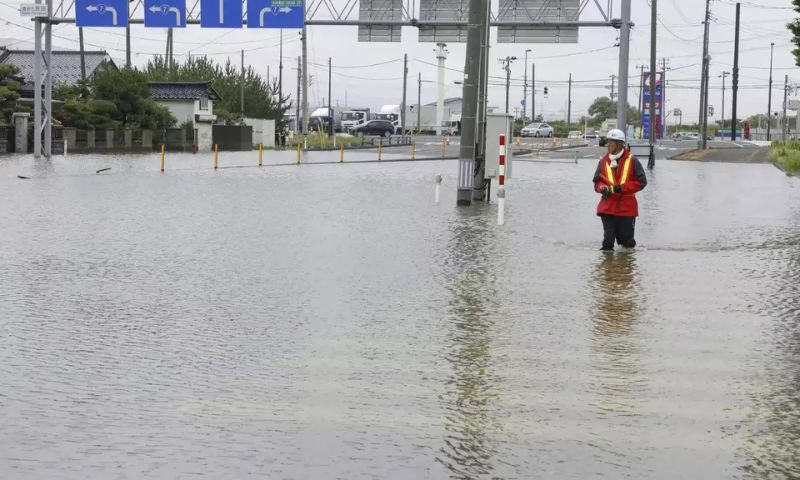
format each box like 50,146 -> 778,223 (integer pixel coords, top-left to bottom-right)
593,150 -> 647,217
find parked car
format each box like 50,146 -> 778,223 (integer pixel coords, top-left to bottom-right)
351,120 -> 394,138
584,129 -> 598,140
568,130 -> 582,139
520,122 -> 554,137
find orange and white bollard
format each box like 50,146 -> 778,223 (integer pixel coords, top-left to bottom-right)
498,134 -> 507,226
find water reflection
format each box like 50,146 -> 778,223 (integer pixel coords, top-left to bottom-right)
588,253 -> 646,418
436,207 -> 500,479
737,232 -> 800,479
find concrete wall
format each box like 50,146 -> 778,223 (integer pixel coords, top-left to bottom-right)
243,118 -> 275,147
196,123 -> 213,151
160,101 -> 195,125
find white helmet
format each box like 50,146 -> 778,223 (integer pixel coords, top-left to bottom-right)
607,129 -> 626,142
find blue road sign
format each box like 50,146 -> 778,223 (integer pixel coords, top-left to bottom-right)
520,99 -> 526,106
76,0 -> 128,27
247,0 -> 304,29
145,0 -> 186,27
200,0 -> 242,28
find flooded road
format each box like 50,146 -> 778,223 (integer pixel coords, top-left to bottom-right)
1,151 -> 799,479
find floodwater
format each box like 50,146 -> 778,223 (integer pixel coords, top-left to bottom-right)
1,150 -> 799,479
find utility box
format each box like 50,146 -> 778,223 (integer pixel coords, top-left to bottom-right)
484,113 -> 513,180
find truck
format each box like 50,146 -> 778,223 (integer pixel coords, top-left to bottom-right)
341,108 -> 371,132
308,106 -> 349,133
406,104 -> 439,134
598,118 -> 618,146
442,113 -> 461,136
375,105 -> 402,133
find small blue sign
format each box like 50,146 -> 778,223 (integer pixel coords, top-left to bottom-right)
76,0 -> 128,27
200,0 -> 242,28
247,0 -> 304,29
520,99 -> 526,106
145,0 -> 186,27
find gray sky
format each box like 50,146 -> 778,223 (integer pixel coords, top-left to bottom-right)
1,0 -> 797,124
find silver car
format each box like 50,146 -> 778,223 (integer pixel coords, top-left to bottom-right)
520,122 -> 554,137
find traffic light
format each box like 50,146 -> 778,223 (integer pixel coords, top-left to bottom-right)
544,87 -> 549,98
708,105 -> 715,117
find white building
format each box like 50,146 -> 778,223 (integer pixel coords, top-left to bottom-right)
149,81 -> 220,151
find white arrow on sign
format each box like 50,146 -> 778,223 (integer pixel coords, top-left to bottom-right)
148,4 -> 181,26
259,7 -> 269,26
260,5 -> 291,25
86,4 -> 118,25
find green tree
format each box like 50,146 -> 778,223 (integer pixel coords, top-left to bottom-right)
53,67 -> 175,130
588,96 -> 616,121
0,64 -> 23,124
789,0 -> 800,65
587,96 -> 641,126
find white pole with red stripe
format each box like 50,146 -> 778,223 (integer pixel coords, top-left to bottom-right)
498,134 -> 506,225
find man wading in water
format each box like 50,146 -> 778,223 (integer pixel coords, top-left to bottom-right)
592,129 -> 647,251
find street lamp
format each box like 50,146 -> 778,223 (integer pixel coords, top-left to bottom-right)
523,49 -> 532,122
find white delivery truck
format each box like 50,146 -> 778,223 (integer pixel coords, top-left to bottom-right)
341,108 -> 371,132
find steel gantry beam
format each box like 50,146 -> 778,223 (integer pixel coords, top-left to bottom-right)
45,0 -> 616,26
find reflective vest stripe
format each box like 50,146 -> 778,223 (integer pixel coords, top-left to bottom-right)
605,153 -> 633,185
620,153 -> 633,184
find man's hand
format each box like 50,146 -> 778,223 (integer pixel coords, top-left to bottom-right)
613,185 -> 623,193
601,186 -> 611,200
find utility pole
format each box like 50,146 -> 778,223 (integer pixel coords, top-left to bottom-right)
783,74 -> 789,142
164,29 -> 170,66
567,73 -> 572,128
164,29 -> 174,68
731,2 -> 740,140
279,30 -> 283,105
523,49 -> 531,122
328,57 -> 333,136
531,63 -> 536,122
501,56 -> 517,114
401,54 -> 408,134
435,43 -> 448,135
79,27 -> 86,81
616,0 -> 632,131
768,42 -> 775,141
720,71 -> 730,135
610,74 -> 616,100
296,56 -> 301,133
301,27 -> 309,134
417,73 -> 422,132
241,50 -> 245,119
457,0 -> 490,206
648,0 -> 657,165
126,26 -> 131,68
699,0 -> 712,149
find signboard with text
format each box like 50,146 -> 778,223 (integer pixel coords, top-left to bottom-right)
247,0 -> 304,28
642,71 -> 663,140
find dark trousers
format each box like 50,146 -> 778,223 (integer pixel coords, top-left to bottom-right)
600,215 -> 636,250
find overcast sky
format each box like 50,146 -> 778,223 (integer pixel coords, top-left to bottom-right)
1,0 -> 797,124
